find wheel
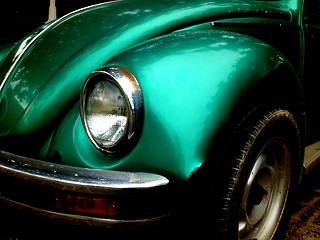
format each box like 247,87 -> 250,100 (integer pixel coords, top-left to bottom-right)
213,107 -> 302,239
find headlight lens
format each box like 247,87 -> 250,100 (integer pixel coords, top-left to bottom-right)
80,66 -> 143,156
85,80 -> 127,147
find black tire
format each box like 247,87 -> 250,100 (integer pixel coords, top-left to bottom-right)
213,107 -> 302,239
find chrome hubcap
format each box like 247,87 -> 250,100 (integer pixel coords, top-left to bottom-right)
238,138 -> 291,239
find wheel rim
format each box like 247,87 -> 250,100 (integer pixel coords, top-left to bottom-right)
238,138 -> 291,239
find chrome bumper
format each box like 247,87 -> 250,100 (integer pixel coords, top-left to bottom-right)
0,150 -> 171,228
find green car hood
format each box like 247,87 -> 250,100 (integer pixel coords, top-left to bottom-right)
0,0 -> 296,136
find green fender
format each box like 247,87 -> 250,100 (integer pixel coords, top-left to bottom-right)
49,29 -> 300,180
0,0 -> 294,136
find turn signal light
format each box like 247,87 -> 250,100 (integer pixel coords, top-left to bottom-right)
55,193 -> 118,216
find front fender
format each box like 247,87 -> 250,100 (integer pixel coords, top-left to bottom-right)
0,0 -> 294,137
50,30 -> 297,180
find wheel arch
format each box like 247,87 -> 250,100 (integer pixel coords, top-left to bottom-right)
237,61 -> 306,170
190,59 -> 305,186
184,64 -> 305,237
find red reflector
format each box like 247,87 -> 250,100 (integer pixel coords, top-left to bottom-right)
55,193 -> 118,216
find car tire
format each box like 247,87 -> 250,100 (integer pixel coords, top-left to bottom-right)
212,107 -> 302,239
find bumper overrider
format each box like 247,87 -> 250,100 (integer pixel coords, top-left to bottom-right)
0,150 -> 171,229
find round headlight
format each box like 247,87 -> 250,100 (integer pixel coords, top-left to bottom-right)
80,66 -> 143,156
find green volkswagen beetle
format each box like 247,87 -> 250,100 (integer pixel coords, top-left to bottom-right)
0,0 -> 319,239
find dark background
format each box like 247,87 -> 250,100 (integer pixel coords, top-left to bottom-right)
0,0 -> 107,45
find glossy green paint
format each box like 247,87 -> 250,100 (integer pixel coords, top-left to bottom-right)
49,30 -> 293,179
0,0 -> 302,179
0,0 -> 297,136
0,44 -> 15,63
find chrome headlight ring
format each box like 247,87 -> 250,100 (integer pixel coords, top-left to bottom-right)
80,66 -> 144,157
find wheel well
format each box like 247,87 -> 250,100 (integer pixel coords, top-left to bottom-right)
239,66 -> 304,124
229,65 -> 305,146
189,65 -> 305,186
177,66 -> 306,231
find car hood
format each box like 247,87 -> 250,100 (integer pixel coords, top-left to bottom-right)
0,0 -> 295,136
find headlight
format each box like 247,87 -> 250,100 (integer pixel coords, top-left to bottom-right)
80,66 -> 143,157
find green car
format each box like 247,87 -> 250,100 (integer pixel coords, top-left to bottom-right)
0,0 -> 319,238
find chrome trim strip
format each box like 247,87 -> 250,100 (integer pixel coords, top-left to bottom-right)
0,150 -> 169,194
0,150 -> 170,226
